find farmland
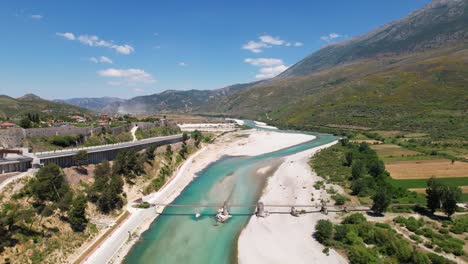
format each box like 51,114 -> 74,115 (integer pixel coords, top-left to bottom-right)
385,159 -> 468,179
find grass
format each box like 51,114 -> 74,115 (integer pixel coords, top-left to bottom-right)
389,177 -> 468,189
371,144 -> 420,156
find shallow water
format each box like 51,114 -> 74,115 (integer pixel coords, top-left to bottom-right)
124,124 -> 337,264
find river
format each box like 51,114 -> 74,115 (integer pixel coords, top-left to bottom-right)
124,122 -> 337,263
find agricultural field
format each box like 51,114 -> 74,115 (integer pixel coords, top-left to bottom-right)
385,159 -> 468,179
370,144 -> 426,161
388,177 -> 468,202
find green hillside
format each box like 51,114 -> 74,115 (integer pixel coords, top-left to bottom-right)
0,94 -> 90,118
223,46 -> 468,139
220,0 -> 468,140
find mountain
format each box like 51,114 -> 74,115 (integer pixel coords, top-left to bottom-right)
102,82 -> 259,114
55,97 -> 125,111
280,0 -> 468,77
220,0 -> 468,138
0,94 -> 89,118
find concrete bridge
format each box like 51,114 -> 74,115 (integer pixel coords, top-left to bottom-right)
0,134 -> 185,173
34,134 -> 185,168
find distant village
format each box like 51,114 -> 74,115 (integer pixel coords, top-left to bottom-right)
0,111 -> 161,130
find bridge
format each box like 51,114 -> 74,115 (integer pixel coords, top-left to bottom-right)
145,201 -> 420,219
34,134 -> 185,168
0,134 -> 185,174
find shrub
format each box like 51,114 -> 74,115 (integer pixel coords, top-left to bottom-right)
342,213 -> 366,225
347,245 -> 379,264
332,194 -> 347,205
439,228 -> 449,234
314,220 -> 334,246
409,234 -> 422,243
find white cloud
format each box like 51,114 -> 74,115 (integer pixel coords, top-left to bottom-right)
244,58 -> 284,67
243,35 -> 302,53
320,32 -> 341,42
178,62 -> 188,67
57,32 -> 134,55
134,88 -> 145,93
89,56 -> 113,64
244,57 -> 287,79
242,40 -> 268,53
56,32 -> 76,40
111,44 -> 134,55
259,35 -> 285,45
255,65 -> 288,79
98,68 -> 155,84
30,14 -> 43,20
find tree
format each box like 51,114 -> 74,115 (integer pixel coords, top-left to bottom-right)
441,186 -> 461,217
182,132 -> 189,142
191,130 -> 202,148
368,160 -> 385,177
29,164 -> 67,202
19,117 -> 31,129
73,150 -> 88,167
345,151 -> 353,166
371,190 -> 391,215
69,194 -> 88,231
426,178 -> 443,213
93,160 -> 111,192
314,219 -> 334,246
179,142 -> 188,159
351,161 -> 365,179
146,145 -> 157,161
165,145 -> 173,160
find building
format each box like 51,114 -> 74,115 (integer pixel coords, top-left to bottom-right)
70,115 -> 87,123
0,122 -> 16,129
97,120 -> 109,126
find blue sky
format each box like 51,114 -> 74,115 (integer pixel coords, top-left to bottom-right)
0,0 -> 429,99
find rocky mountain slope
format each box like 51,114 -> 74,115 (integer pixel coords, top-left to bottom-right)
55,97 -> 125,111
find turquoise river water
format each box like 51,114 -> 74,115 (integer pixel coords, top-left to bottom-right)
124,122 -> 337,263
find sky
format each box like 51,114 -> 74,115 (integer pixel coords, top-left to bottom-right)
0,0 -> 430,100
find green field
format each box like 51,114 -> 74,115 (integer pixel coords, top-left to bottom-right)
389,177 -> 468,189
389,177 -> 468,202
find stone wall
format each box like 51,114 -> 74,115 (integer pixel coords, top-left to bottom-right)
0,128 -> 24,148
25,126 -> 102,138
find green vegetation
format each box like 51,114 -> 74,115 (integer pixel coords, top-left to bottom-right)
426,178 -> 462,217
311,140 -> 418,211
0,94 -> 88,119
135,126 -> 181,140
394,216 -> 465,256
389,177 -> 468,189
73,150 -> 88,167
314,213 -> 456,264
87,160 -> 124,214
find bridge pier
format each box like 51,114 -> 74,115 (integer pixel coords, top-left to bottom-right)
255,201 -> 269,217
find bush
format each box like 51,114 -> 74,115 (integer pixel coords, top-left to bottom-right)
439,228 -> 449,234
409,234 -> 422,243
342,213 -> 366,225
314,220 -> 334,246
332,194 -> 347,205
427,253 -> 456,264
50,135 -> 78,147
347,245 -> 379,264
